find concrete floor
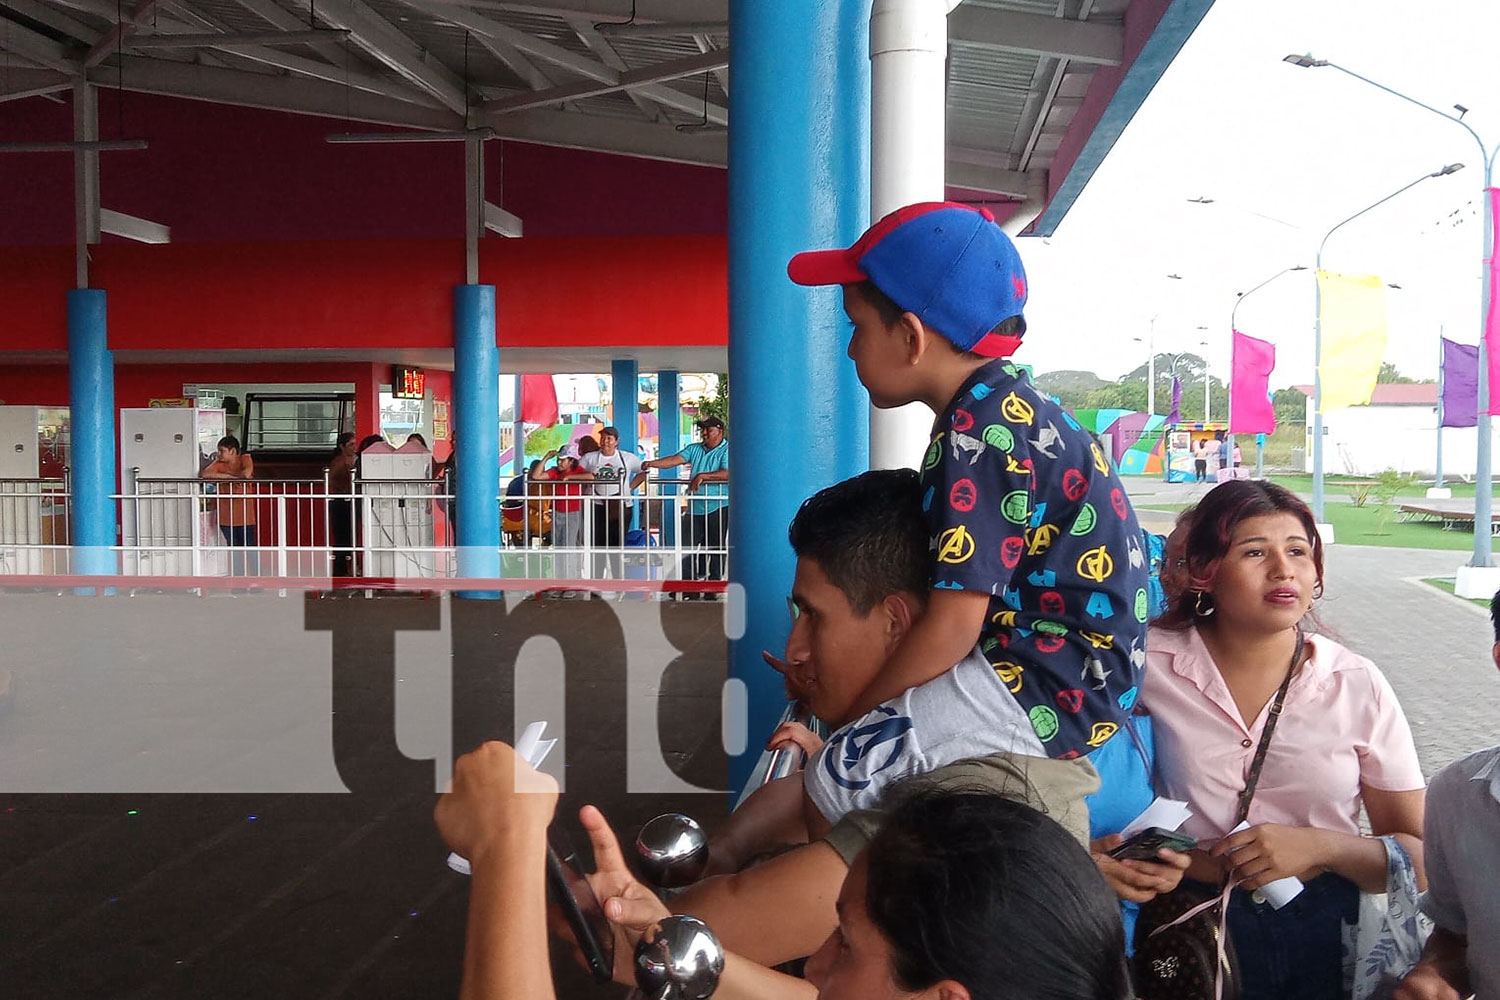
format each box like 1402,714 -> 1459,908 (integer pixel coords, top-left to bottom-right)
0,593 -> 731,999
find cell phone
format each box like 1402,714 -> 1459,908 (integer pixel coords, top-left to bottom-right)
546,826 -> 615,983
1108,826 -> 1197,861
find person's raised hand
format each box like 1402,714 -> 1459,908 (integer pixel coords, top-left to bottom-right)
564,804 -> 670,986
434,741 -> 558,865
766,721 -> 823,758
1392,964 -> 1463,1000
1210,823 -> 1328,889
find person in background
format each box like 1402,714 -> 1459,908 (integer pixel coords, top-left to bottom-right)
200,434 -> 259,577
637,416 -> 729,592
580,426 -> 644,583
535,445 -> 590,587
1141,479 -> 1425,1000
1193,437 -> 1211,482
328,432 -> 358,576
1391,590 -> 1500,1000
502,460 -> 547,547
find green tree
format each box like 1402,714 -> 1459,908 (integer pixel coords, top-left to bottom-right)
691,373 -> 729,430
1272,387 -> 1307,427
1376,362 -> 1414,384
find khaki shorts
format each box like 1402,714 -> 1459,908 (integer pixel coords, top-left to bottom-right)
823,751 -> 1100,864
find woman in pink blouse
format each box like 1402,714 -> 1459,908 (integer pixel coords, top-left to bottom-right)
1142,480 -> 1426,1000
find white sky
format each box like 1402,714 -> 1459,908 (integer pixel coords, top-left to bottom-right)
1018,0 -> 1498,387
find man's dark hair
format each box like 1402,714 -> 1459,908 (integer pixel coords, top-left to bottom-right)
217,435 -> 241,452
852,280 -> 1023,356
1490,589 -> 1500,642
601,425 -> 620,439
787,469 -> 928,615
866,791 -> 1131,999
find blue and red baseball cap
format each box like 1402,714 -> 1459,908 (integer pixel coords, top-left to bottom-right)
787,201 -> 1028,358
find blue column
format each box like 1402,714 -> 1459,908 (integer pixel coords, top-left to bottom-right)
454,285 -> 501,593
611,359 -> 640,455
658,370 -> 680,545
68,289 -> 117,577
727,0 -> 871,793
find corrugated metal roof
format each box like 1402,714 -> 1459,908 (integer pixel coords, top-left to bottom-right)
2,0 -> 1152,204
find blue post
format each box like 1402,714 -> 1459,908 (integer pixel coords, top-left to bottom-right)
453,285 -> 501,594
727,0 -> 871,794
658,370 -> 680,545
68,289 -> 117,578
611,359 -> 640,455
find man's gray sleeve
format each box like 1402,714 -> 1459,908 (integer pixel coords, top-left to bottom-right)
1418,766 -> 1468,934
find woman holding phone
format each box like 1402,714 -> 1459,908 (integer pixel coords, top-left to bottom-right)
1140,480 -> 1426,999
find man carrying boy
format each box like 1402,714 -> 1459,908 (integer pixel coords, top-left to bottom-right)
786,201 -> 1147,825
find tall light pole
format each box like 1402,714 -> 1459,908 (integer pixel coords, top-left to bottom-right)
1132,317 -> 1157,415
1287,53 -> 1497,567
1233,265 -> 1308,478
1197,331 -> 1211,422
1310,162 -> 1464,523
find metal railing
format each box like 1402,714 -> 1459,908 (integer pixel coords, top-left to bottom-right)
0,473 -> 728,584
0,475 -> 71,575
494,476 -> 728,590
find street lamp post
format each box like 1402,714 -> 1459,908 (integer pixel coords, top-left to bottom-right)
1309,163 -> 1464,524
1288,54 -> 1498,567
1232,265 -> 1308,478
1199,340 -> 1211,423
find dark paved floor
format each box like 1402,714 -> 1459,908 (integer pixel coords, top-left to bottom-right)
0,593 -> 731,999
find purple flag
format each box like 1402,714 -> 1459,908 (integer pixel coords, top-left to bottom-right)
1442,337 -> 1478,428
1168,377 -> 1182,424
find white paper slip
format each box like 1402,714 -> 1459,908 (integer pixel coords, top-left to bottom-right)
1227,820 -> 1304,908
447,722 -> 557,876
1120,797 -> 1194,840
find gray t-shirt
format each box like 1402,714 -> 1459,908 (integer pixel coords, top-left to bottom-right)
1420,745 -> 1500,999
581,449 -> 642,497
804,646 -> 1046,823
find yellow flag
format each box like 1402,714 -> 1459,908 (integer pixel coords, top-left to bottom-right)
1317,270 -> 1388,411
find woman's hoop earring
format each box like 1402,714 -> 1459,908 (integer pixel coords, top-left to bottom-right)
1193,589 -> 1215,618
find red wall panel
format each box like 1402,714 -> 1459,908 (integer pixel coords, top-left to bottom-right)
0,236 -> 727,352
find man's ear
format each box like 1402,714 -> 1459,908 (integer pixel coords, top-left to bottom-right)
1491,640 -> 1500,673
927,980 -> 972,1000
882,592 -> 920,640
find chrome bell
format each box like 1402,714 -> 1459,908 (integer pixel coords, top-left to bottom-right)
633,915 -> 725,1000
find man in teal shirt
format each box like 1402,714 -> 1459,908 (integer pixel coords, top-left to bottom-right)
639,416 -> 730,589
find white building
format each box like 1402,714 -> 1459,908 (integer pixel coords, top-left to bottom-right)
1297,383 -> 1500,478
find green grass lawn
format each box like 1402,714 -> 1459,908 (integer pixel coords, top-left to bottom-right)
1268,474 -> 1478,500
1136,499 -> 1499,551
1422,577 -> 1492,607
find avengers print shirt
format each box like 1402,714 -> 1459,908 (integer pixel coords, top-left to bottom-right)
919,360 -> 1147,759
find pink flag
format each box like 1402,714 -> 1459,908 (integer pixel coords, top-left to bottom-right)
1486,187 -> 1500,414
1230,331 -> 1276,433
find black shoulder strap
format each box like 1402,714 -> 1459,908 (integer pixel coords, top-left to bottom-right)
1234,627 -> 1304,827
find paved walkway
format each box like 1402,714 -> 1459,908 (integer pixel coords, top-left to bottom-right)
1316,545 -> 1500,776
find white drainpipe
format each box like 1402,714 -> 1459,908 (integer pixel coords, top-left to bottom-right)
1001,169 -> 1049,236
868,0 -> 951,470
